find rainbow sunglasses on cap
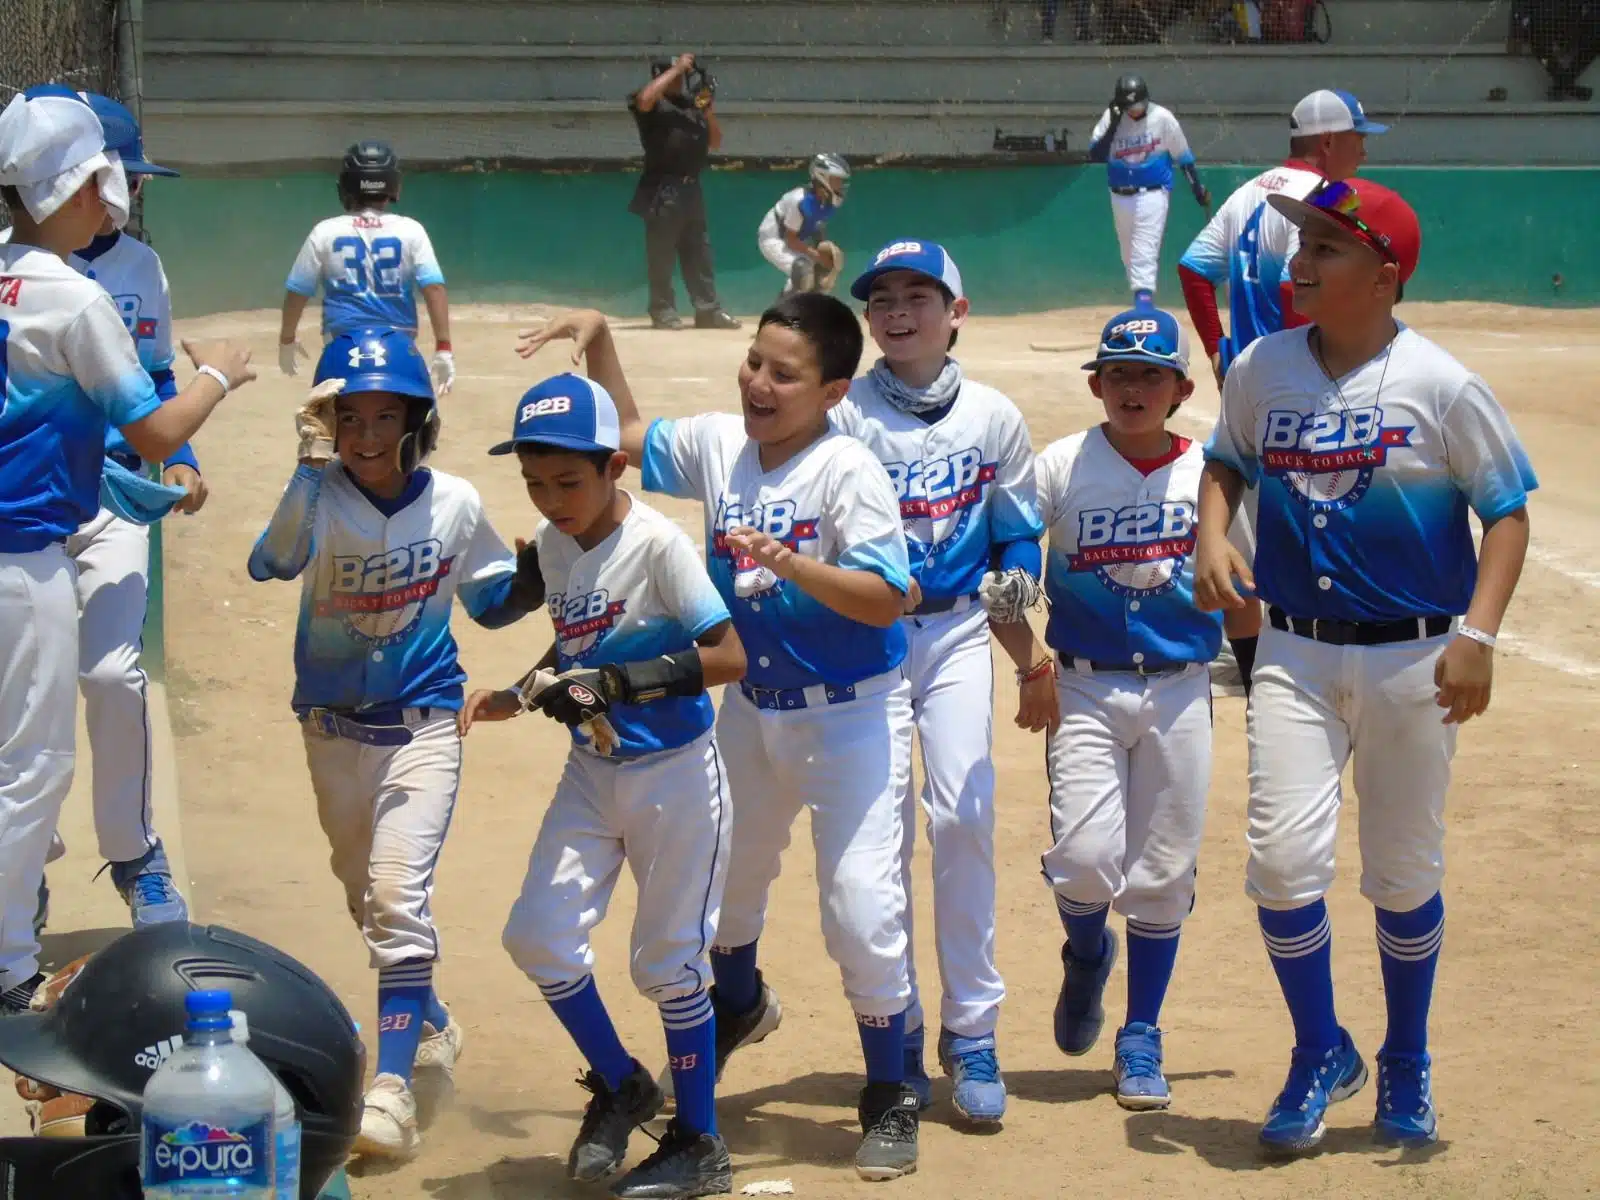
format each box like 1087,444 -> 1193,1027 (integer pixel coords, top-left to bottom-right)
1267,176 -> 1421,284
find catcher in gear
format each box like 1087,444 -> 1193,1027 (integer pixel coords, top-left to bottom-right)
757,152 -> 850,297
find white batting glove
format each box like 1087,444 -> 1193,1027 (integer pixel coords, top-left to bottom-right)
979,568 -> 1042,625
279,340 -> 308,377
430,350 -> 456,396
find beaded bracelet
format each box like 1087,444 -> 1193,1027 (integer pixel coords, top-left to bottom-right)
1016,657 -> 1055,685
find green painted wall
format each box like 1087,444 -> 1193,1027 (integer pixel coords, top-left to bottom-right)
148,165 -> 1597,318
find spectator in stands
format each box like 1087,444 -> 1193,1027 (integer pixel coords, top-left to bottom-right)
628,53 -> 740,331
992,2 -> 1094,42
1515,0 -> 1598,100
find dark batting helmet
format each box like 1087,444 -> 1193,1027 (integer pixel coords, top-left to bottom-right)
337,139 -> 401,207
1113,73 -> 1151,110
0,924 -> 364,1200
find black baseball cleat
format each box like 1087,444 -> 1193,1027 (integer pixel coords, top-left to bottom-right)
712,972 -> 782,1080
610,1117 -> 732,1198
568,1060 -> 665,1182
854,1082 -> 920,1181
652,313 -> 686,330
694,310 -> 741,330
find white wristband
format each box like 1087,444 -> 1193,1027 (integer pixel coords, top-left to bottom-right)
1457,624 -> 1497,649
196,365 -> 230,394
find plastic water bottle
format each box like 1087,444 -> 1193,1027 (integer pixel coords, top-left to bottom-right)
141,989 -> 276,1198
231,1010 -> 301,1200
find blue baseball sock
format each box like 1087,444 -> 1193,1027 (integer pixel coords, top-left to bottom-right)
376,961 -> 432,1081
422,987 -> 450,1031
1375,892 -> 1444,1057
857,1010 -> 907,1084
661,992 -> 717,1136
710,940 -> 760,1016
539,975 -> 634,1090
1056,894 -> 1110,963
1258,901 -> 1341,1053
1125,919 -> 1183,1027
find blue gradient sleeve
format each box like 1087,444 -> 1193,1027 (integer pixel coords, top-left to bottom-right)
998,538 -> 1043,577
248,465 -> 322,581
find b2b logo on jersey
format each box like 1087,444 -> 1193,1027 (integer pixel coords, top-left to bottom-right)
112,294 -> 158,342
1070,502 -> 1195,597
322,538 -> 453,646
1261,405 -> 1414,511
711,497 -> 820,550
549,588 -> 627,658
885,450 -> 998,521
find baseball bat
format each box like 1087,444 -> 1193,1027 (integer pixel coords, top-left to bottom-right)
1029,341 -> 1096,354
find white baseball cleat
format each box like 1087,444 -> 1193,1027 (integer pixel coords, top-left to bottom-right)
413,1012 -> 465,1126
354,1073 -> 420,1161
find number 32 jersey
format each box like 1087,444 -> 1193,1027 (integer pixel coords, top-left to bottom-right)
1037,427 -> 1222,665
285,209 -> 445,338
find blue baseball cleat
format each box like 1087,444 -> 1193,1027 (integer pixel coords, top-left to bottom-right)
1259,1027 -> 1368,1155
1373,1050 -> 1439,1146
903,1025 -> 933,1111
937,1029 -> 1006,1124
1054,928 -> 1119,1056
1113,1022 -> 1171,1111
109,840 -> 189,929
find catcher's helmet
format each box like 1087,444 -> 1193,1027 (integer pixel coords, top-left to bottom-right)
338,139 -> 401,207
1114,73 -> 1151,110
315,327 -> 440,472
0,923 -> 364,1200
809,152 -> 851,203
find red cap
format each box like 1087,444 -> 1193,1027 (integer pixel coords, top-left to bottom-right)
1268,177 -> 1421,284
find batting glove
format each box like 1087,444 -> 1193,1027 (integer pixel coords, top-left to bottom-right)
278,340 -> 307,377
979,568 -> 1043,625
430,350 -> 456,396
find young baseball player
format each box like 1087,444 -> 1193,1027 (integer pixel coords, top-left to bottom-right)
247,327 -> 543,1160
1001,306 -> 1223,1112
9,94 -> 204,937
756,153 -> 849,298
277,140 -> 456,395
1194,179 -> 1536,1152
833,240 -> 1045,1125
517,296 -> 924,1181
1,86 -> 248,1011
1087,74 -> 1209,307
459,372 -> 745,1198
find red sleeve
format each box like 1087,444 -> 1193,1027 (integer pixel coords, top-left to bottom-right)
1178,264 -> 1224,357
1279,281 -> 1309,330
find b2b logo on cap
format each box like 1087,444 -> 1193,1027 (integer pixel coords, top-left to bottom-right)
876,241 -> 924,264
1110,317 -> 1161,338
520,395 -> 573,422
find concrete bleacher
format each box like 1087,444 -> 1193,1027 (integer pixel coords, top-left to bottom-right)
139,0 -> 1597,168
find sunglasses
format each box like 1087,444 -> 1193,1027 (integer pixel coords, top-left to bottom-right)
1304,179 -> 1395,264
1098,317 -> 1184,366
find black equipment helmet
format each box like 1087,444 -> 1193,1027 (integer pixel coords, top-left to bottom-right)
338,139 -> 401,207
1114,73 -> 1151,110
0,924 -> 364,1200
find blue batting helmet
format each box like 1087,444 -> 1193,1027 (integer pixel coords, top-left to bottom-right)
315,328 -> 439,472
81,93 -> 179,177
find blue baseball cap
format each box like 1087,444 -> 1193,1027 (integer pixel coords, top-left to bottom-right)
850,240 -> 965,301
1083,307 -> 1191,376
490,373 -> 622,455
1290,89 -> 1388,137
82,93 -> 179,177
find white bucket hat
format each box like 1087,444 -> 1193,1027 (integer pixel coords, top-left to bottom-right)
0,87 -> 130,229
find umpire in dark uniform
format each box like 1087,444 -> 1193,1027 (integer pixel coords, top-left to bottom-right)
629,53 -> 740,330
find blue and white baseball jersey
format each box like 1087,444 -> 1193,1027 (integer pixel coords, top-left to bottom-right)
758,187 -> 836,247
285,209 -> 444,338
1038,427 -> 1222,664
1207,326 -> 1538,622
0,243 -> 161,551
1179,161 -> 1324,359
831,375 -> 1044,601
642,413 -> 911,690
247,463 -> 519,712
538,494 -> 729,758
1091,103 -> 1194,192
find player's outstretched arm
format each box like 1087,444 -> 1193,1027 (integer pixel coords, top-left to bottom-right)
1193,459 -> 1252,611
1434,505 -> 1529,725
990,617 -> 1060,734
517,309 -> 646,468
458,642 -> 560,736
120,339 -> 255,466
724,526 -> 905,627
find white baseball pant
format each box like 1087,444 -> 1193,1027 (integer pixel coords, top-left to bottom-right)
503,731 -> 730,1003
1111,187 -> 1171,296
0,546 -> 79,988
302,712 -> 462,967
66,508 -> 158,864
714,671 -> 915,1019
1042,662 -> 1212,926
897,603 -> 1004,1039
759,234 -> 800,279
1246,624 -> 1457,914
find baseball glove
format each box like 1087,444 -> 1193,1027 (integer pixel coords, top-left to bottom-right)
815,241 -> 845,293
14,954 -> 96,1137
296,377 -> 344,464
516,667 -> 619,755
979,567 -> 1043,625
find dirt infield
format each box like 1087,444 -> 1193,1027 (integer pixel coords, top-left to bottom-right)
140,301 -> 1599,1200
